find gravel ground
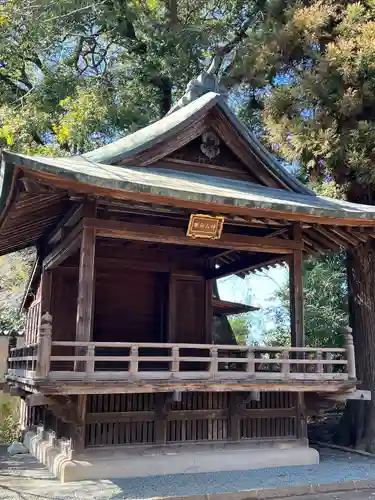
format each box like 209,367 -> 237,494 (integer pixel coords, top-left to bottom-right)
2,447 -> 375,499
282,492 -> 375,499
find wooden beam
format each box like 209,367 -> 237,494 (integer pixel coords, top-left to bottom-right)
35,378 -> 356,395
76,227 -> 96,344
289,224 -> 304,348
47,203 -> 82,246
84,218 -> 302,254
43,222 -> 82,270
208,255 -> 284,279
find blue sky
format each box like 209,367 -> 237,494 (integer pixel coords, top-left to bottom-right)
217,265 -> 287,340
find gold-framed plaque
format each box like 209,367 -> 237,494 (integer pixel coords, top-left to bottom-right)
187,213 -> 224,240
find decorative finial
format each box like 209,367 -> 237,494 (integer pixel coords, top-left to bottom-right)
167,55 -> 226,115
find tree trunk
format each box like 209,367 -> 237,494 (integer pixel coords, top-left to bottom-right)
334,241 -> 375,452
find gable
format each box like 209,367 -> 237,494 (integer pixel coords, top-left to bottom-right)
158,132 -> 261,183
82,91 -> 309,193
110,107 -> 293,189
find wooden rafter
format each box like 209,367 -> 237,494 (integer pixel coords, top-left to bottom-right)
207,254 -> 284,280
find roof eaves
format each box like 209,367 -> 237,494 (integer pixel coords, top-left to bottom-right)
4,152 -> 375,225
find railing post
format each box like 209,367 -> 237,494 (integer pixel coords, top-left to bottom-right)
210,347 -> 218,376
86,343 -> 95,373
325,352 -> 333,373
316,350 -> 324,375
281,349 -> 290,376
246,348 -> 255,375
171,346 -> 180,373
344,326 -> 356,380
129,345 -> 139,374
35,312 -> 52,378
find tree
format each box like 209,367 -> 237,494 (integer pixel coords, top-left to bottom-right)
0,250 -> 34,335
0,0 -> 263,154
0,0 -> 265,349
266,254 -> 348,349
232,0 -> 375,451
229,315 -> 251,345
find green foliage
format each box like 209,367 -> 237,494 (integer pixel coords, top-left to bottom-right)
233,1 -> 375,199
0,0 -> 260,154
0,394 -> 21,444
229,315 -> 250,345
266,254 -> 348,348
0,250 -> 34,335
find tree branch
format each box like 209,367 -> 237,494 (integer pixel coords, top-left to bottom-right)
208,18 -> 253,75
0,74 -> 30,96
40,0 -> 108,23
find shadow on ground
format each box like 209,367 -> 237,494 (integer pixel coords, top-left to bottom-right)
1,447 -> 375,499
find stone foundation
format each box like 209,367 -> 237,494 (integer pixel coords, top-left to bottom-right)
24,428 -> 319,483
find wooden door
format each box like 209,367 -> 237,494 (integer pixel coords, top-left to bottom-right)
169,276 -> 206,344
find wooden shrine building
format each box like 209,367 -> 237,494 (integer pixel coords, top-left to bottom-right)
1,73 -> 374,481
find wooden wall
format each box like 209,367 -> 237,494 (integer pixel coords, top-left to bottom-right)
49,266 -> 78,370
44,238 -> 212,357
94,266 -> 167,343
169,275 -> 207,343
85,391 -> 299,448
92,239 -> 211,345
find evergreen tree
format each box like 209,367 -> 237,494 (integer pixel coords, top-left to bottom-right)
265,254 -> 348,349
233,0 -> 375,451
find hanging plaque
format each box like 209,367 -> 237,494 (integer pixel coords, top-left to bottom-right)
187,214 -> 224,240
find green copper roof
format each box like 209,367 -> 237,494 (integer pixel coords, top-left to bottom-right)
83,91 -> 311,195
4,151 -> 375,223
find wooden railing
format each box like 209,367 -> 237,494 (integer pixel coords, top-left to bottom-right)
7,312 -> 51,380
45,342 -> 353,380
7,312 -> 357,386
7,343 -> 38,379
25,299 -> 41,345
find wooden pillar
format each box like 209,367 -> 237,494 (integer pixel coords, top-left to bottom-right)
167,273 -> 176,342
74,201 -> 96,455
76,226 -> 96,343
205,278 -> 213,343
75,226 -> 96,371
289,224 -> 304,348
35,312 -> 52,378
72,394 -> 87,455
154,393 -> 168,445
296,393 -> 307,441
344,326 -> 357,380
229,393 -> 243,442
289,225 -> 306,439
40,268 -> 52,316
